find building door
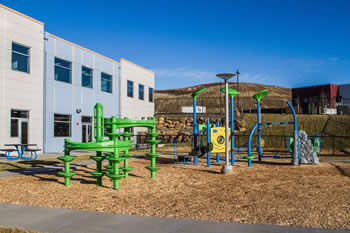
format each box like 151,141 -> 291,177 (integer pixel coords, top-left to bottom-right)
11,110 -> 29,145
21,121 -> 28,144
82,116 -> 92,143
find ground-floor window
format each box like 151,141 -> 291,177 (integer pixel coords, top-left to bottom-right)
11,119 -> 19,137
10,110 -> 29,137
54,114 -> 71,137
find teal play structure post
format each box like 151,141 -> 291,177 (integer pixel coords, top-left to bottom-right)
192,88 -> 207,165
216,120 -> 220,163
253,90 -> 269,162
206,119 -> 211,167
257,101 -> 262,161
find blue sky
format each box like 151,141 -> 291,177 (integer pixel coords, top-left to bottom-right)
2,0 -> 349,89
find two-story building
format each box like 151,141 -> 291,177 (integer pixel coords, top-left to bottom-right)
0,4 -> 155,153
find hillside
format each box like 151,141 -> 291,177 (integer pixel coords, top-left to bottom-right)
155,82 -> 291,98
155,82 -> 292,114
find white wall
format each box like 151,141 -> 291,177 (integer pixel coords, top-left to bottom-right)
120,58 -> 155,122
0,5 -> 44,149
44,34 -> 120,152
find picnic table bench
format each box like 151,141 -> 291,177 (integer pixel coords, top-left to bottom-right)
0,144 -> 40,161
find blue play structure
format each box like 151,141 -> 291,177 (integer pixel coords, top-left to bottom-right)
173,87 -> 302,168
244,90 -> 300,167
174,87 -> 243,167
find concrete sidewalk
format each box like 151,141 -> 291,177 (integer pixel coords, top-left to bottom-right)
0,203 -> 348,233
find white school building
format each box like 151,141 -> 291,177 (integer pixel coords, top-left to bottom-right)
0,4 -> 155,153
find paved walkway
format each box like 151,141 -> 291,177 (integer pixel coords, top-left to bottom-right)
0,203 -> 348,233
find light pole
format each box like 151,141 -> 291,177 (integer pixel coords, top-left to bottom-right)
216,73 -> 236,174
236,70 -> 240,111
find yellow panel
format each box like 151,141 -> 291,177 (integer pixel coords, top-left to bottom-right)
210,127 -> 231,153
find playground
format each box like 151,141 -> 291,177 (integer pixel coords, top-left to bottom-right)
0,156 -> 349,230
0,85 -> 349,231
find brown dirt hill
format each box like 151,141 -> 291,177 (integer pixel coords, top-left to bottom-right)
155,82 -> 292,114
155,82 -> 291,98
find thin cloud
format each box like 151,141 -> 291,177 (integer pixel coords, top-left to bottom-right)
154,67 -> 217,81
154,67 -> 283,86
328,57 -> 338,62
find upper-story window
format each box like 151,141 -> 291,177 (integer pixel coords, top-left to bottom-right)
54,57 -> 72,83
127,80 -> 133,98
11,42 -> 30,73
82,66 -> 93,88
149,87 -> 154,102
101,72 -> 112,93
139,84 -> 144,100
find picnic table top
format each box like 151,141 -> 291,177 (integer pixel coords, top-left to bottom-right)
4,144 -> 37,147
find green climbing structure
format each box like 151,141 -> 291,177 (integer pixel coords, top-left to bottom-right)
57,103 -> 161,190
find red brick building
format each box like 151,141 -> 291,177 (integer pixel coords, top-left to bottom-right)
292,84 -> 339,114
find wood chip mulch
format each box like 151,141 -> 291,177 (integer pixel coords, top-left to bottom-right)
0,157 -> 349,230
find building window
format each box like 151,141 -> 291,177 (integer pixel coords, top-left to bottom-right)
10,110 -> 29,137
149,87 -> 153,102
55,57 -> 72,83
127,80 -> 133,97
82,66 -> 93,88
139,84 -> 144,100
104,118 -> 112,135
101,72 -> 112,93
11,119 -> 19,137
82,116 -> 92,123
11,42 -> 30,73
54,114 -> 71,137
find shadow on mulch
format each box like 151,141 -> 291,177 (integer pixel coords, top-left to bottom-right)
331,163 -> 350,178
188,168 -> 221,174
251,160 -> 292,166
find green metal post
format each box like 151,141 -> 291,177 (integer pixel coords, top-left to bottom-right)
112,116 -> 119,190
145,125 -> 161,178
57,141 -> 77,187
122,127 -> 134,179
90,103 -> 105,186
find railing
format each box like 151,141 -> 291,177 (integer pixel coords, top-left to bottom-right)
132,134 -> 350,156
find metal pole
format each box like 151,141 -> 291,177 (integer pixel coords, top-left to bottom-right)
257,101 -> 262,161
237,70 -> 240,111
221,80 -> 232,174
231,96 -> 234,165
193,98 -> 197,149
